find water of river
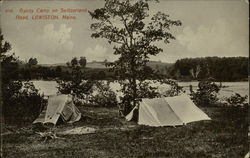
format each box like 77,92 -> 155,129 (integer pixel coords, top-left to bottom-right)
31,80 -> 249,101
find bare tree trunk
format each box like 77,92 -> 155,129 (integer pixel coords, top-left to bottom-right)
131,56 -> 137,108
132,77 -> 137,107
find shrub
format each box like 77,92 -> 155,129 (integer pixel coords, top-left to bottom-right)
3,81 -> 46,124
57,57 -> 96,106
190,78 -> 220,106
57,79 -> 94,105
218,94 -> 249,144
137,81 -> 160,99
89,81 -> 117,107
220,104 -> 248,131
226,93 -> 248,107
57,79 -> 118,107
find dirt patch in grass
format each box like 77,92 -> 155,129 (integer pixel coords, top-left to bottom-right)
59,127 -> 97,135
2,106 -> 248,158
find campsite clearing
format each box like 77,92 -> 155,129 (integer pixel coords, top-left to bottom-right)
2,105 -> 248,158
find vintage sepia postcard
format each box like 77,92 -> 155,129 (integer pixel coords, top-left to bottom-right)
0,0 -> 249,157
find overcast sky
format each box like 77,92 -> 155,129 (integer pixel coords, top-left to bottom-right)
1,0 -> 249,64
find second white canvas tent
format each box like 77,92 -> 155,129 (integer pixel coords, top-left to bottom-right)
126,95 -> 211,126
33,94 -> 81,125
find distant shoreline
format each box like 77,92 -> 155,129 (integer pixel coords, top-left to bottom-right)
25,79 -> 249,83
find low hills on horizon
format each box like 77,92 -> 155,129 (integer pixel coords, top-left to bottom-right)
39,60 -> 174,70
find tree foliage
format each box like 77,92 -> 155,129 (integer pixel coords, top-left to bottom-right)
3,81 -> 46,123
28,57 -> 38,66
57,59 -> 118,107
173,57 -> 248,81
190,78 -> 220,106
89,81 -> 118,107
158,79 -> 183,97
71,57 -> 78,67
226,93 -> 248,107
1,29 -> 45,124
1,29 -> 19,84
57,57 -> 94,105
89,0 -> 181,114
79,57 -> 87,68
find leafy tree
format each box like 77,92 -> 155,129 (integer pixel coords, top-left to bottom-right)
71,57 -> 78,67
89,0 -> 181,114
79,56 -> 87,68
57,57 -> 94,105
89,81 -> 117,107
28,57 -> 38,66
1,30 -> 19,84
159,79 -> 183,97
3,81 -> 46,123
1,29 -> 45,124
190,78 -> 220,106
57,58 -> 116,106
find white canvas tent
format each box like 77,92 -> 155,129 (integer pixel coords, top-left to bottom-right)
33,94 -> 81,125
126,95 -> 211,126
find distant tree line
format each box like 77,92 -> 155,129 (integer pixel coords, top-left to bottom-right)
3,57 -> 248,81
17,65 -> 113,81
16,57 -> 113,80
171,57 -> 248,81
6,56 -> 248,82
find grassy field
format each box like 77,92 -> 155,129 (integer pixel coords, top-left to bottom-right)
2,106 -> 248,158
